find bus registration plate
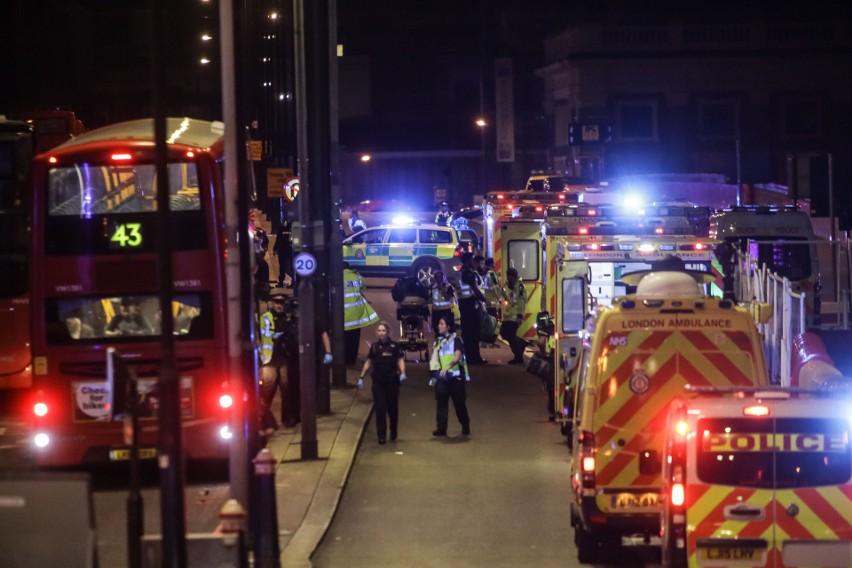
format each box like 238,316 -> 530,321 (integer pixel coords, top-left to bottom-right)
109,448 -> 158,461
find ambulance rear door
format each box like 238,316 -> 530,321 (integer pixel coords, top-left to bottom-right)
501,219 -> 544,338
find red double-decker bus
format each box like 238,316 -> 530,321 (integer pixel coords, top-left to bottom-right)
28,117 -> 234,465
0,117 -> 35,391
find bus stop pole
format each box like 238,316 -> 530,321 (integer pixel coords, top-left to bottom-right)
294,0 -> 319,459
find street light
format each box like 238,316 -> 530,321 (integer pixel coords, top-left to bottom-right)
475,118 -> 487,195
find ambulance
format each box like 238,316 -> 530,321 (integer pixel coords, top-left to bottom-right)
546,229 -> 719,438
566,269 -> 771,564
709,205 -> 818,308
661,386 -> 852,568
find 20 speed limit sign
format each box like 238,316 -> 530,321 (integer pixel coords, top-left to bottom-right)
293,252 -> 317,277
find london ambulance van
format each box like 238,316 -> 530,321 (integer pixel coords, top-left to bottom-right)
568,270 -> 770,563
661,387 -> 852,568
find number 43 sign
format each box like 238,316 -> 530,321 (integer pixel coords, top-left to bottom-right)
294,252 -> 317,277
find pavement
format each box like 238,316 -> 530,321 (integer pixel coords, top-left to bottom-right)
264,365 -> 372,568
262,341 -> 519,568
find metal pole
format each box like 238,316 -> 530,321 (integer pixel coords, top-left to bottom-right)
829,153 -> 840,309
328,0 -> 347,389
293,0 -> 318,459
219,0 -> 251,512
735,138 -> 742,207
150,0 -> 186,564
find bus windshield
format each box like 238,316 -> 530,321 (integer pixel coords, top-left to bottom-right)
48,161 -> 200,216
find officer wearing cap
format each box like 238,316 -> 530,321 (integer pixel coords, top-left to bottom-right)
435,201 -> 453,226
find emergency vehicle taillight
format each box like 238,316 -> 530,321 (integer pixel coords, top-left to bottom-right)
111,153 -> 132,161
654,227 -> 664,234
558,193 -> 566,201
675,420 -> 688,438
33,402 -> 49,417
694,242 -> 705,250
743,404 -> 770,417
496,193 -> 505,200
579,430 -> 596,488
578,227 -> 588,235
671,483 -> 685,507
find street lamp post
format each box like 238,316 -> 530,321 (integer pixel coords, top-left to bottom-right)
475,118 -> 487,196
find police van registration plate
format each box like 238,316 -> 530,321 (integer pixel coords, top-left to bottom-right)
109,448 -> 158,461
698,546 -> 764,565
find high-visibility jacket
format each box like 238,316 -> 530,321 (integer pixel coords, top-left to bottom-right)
457,269 -> 482,300
259,310 -> 275,365
343,268 -> 379,331
481,269 -> 502,304
503,279 -> 527,320
431,285 -> 455,311
429,332 -> 470,380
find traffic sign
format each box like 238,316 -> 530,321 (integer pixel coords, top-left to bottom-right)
283,177 -> 300,202
293,252 -> 316,277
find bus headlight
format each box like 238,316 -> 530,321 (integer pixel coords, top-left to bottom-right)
219,426 -> 233,440
34,432 -> 50,448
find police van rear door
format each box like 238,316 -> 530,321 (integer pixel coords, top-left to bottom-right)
692,407 -> 776,566
773,400 -> 852,567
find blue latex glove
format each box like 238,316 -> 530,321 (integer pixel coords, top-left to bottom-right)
272,332 -> 284,339
428,377 -> 436,387
322,353 -> 333,365
400,373 -> 407,382
357,377 -> 364,389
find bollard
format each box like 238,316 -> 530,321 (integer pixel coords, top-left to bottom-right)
216,498 -> 247,547
253,448 -> 280,568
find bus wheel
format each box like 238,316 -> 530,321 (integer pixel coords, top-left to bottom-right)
575,525 -> 600,564
413,259 -> 440,287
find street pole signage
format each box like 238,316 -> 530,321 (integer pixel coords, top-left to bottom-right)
294,251 -> 316,277
266,167 -> 293,198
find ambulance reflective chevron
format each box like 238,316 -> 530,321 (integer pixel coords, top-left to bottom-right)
566,271 -> 770,564
662,387 -> 852,568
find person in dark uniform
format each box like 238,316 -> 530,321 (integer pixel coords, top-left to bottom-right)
434,201 -> 453,226
429,316 -> 471,437
456,252 -> 489,364
357,321 -> 407,444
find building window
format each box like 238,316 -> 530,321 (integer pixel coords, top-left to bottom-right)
615,100 -> 658,141
781,97 -> 822,139
698,100 -> 739,140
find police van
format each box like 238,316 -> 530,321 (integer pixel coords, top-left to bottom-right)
661,387 -> 852,568
567,270 -> 771,563
342,223 -> 463,285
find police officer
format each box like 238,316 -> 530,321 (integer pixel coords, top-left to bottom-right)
357,321 -> 407,444
348,209 -> 367,234
430,270 -> 457,335
501,267 -> 528,364
480,257 -> 502,317
258,290 -> 290,432
343,262 -> 379,365
457,252 -> 489,364
434,201 -> 453,226
429,315 -> 471,436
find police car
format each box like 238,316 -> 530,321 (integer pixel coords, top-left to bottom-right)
342,223 -> 463,286
661,386 -> 852,568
